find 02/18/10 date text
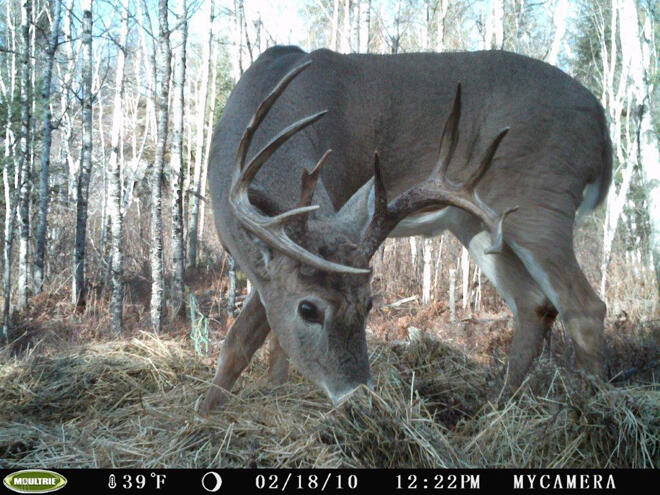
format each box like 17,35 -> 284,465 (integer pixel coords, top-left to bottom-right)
255,473 -> 358,491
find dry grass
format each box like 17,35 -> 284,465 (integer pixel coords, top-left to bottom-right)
1,329 -> 657,469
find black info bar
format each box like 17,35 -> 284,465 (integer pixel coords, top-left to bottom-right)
1,469 -> 657,494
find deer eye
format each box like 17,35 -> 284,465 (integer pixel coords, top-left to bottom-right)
298,301 -> 323,324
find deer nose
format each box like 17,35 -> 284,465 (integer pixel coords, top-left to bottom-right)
329,379 -> 374,406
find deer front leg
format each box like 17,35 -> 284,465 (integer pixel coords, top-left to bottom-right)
199,292 -> 270,414
268,334 -> 289,385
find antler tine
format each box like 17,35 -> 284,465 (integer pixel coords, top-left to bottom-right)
484,205 -> 519,254
297,149 -> 332,208
435,84 -> 462,178
359,152 -> 393,257
372,152 -> 388,214
360,86 -> 517,259
235,60 -> 313,172
237,110 -> 328,186
462,127 -> 510,193
229,60 -> 370,275
287,149 -> 333,236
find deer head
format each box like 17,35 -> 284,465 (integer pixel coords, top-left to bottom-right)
227,61 -> 515,404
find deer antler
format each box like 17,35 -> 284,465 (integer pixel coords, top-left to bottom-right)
229,61 -> 370,275
360,84 -> 518,259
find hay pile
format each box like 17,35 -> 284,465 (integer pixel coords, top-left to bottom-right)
0,332 -> 657,468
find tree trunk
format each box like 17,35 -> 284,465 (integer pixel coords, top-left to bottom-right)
422,239 -> 432,304
170,0 -> 188,317
599,0 -> 636,299
436,0 -> 449,51
331,0 -> 339,51
461,246 -> 469,311
365,0 -> 371,53
34,0 -> 62,295
198,19 -> 219,253
17,0 -> 32,311
546,0 -> 568,65
620,2 -> 660,299
188,1 -> 214,268
484,0 -> 504,50
341,0 -> 351,53
227,255 -> 236,318
2,0 -> 17,341
73,0 -> 93,308
150,0 -> 171,333
449,268 -> 456,324
107,0 -> 129,333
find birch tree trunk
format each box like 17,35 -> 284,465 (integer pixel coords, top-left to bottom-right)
34,0 -> 62,295
619,1 -> 660,298
227,255 -> 236,318
546,0 -> 568,65
341,0 -> 351,53
188,1 -> 213,268
107,0 -> 129,333
408,236 -> 417,279
436,0 -> 449,52
17,0 -> 32,310
331,0 -> 339,51
60,0 -> 76,203
449,268 -> 456,324
484,0 -> 504,50
73,0 -> 93,308
461,246 -> 469,311
422,239 -> 432,304
2,0 -> 17,340
170,0 -> 188,317
150,0 -> 171,332
599,0 -> 635,298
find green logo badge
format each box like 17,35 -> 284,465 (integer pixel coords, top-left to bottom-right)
3,470 -> 67,494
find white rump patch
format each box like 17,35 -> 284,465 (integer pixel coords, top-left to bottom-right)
576,181 -> 601,222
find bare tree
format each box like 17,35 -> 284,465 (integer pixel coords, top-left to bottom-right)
34,0 -> 63,295
17,0 -> 33,310
341,0 -> 351,52
435,0 -> 449,51
2,0 -> 18,340
546,0 -> 568,65
188,0 -> 214,268
598,0 -> 637,298
170,0 -> 188,317
73,0 -> 94,308
107,0 -> 130,332
150,0 -> 171,332
484,0 -> 504,50
620,1 -> 660,298
422,239 -> 432,303
331,0 -> 339,50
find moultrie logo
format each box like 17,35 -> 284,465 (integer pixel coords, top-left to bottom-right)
2,470 -> 68,494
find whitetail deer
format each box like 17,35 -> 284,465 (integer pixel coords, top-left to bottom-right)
200,46 -> 612,413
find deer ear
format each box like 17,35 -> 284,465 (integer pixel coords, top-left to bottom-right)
333,177 -> 375,240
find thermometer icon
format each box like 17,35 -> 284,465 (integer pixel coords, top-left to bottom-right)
108,474 -> 117,489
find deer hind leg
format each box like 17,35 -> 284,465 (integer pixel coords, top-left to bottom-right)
501,201 -> 606,378
200,292 -> 270,414
447,210 -> 557,388
510,237 -> 606,377
268,334 -> 290,385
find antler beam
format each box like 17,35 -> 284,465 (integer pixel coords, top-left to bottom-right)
229,61 -> 370,275
360,84 -> 518,259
